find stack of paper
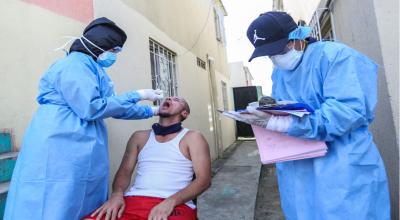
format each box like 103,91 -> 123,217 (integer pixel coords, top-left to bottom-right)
220,101 -> 328,164
251,125 -> 327,164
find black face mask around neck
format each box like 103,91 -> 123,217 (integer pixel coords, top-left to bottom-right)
152,122 -> 183,136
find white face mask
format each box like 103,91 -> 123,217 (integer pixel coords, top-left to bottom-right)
270,47 -> 304,71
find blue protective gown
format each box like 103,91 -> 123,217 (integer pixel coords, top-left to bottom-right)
4,52 -> 153,220
271,41 -> 390,219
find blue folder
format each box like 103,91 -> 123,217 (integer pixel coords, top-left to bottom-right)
257,103 -> 314,113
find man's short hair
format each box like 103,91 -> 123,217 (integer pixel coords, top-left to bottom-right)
181,98 -> 190,121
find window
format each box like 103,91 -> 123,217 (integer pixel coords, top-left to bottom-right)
272,0 -> 284,11
149,39 -> 177,98
214,7 -> 226,43
310,8 -> 336,41
320,15 -> 335,41
221,81 -> 229,111
197,57 -> 206,70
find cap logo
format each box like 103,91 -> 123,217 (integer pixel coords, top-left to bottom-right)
253,29 -> 266,44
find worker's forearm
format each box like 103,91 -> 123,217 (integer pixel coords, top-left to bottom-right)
111,171 -> 132,195
167,179 -> 211,206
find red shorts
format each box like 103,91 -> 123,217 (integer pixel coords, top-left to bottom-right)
83,196 -> 197,220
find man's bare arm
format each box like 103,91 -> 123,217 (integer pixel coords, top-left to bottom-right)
149,130 -> 211,220
91,131 -> 146,220
168,131 -> 212,204
112,131 -> 144,195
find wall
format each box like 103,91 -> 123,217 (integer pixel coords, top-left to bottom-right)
229,61 -> 251,88
243,67 -> 253,86
120,0 -> 230,80
0,0 -> 88,149
373,0 -> 399,138
118,0 -> 235,156
0,0 -> 235,195
282,0 -> 320,23
0,0 -> 233,159
93,0 -> 235,177
374,0 -> 400,216
215,71 -> 236,151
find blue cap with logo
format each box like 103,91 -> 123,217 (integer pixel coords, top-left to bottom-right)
247,11 -> 297,61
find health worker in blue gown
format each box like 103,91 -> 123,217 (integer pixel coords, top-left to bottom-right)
4,17 -> 164,220
242,11 -> 390,219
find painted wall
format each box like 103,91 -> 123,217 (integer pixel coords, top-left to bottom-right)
229,61 -> 253,88
23,0 -> 93,23
0,0 -> 88,149
0,0 -> 234,193
116,0 -> 235,155
119,0 -> 229,79
118,1 -> 234,154
214,71 -> 236,151
373,0 -> 399,138
282,0 -> 320,23
93,0 -> 235,177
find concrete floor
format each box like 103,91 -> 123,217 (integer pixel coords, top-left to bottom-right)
254,165 -> 284,220
198,141 -> 284,220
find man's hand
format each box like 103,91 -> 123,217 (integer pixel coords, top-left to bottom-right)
91,193 -> 125,220
148,198 -> 176,220
246,106 -> 272,119
222,107 -> 271,128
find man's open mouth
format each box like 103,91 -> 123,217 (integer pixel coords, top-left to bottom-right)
161,101 -> 171,109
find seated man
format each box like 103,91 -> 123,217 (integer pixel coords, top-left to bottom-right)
85,97 -> 211,220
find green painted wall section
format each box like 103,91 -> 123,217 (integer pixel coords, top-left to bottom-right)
0,159 -> 16,183
0,192 -> 7,219
0,134 -> 12,155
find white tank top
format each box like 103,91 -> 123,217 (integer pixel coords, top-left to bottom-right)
125,128 -> 195,208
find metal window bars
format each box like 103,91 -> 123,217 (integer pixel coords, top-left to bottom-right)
272,0 -> 284,11
309,7 -> 336,41
149,39 -> 178,100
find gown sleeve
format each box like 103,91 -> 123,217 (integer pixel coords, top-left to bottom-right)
55,62 -> 153,121
287,47 -> 377,141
